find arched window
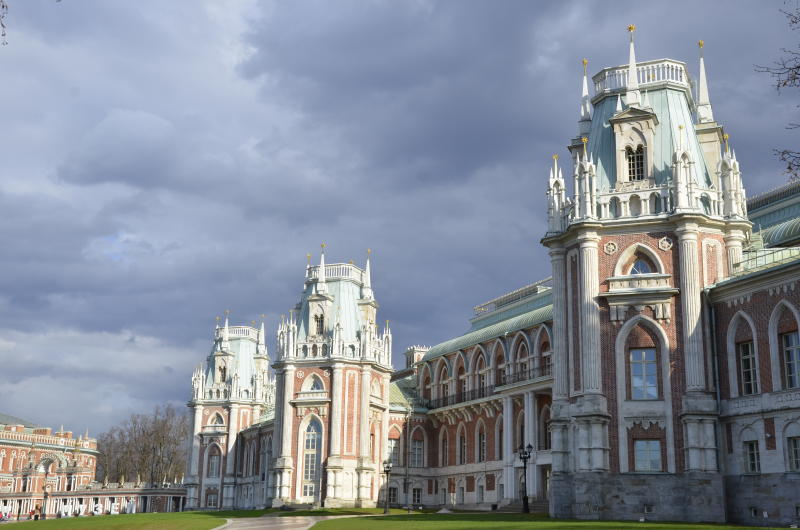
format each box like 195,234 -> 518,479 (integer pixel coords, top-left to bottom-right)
475,356 -> 487,396
539,406 -> 552,451
494,351 -> 505,386
207,446 -> 221,478
476,424 -> 486,463
308,376 -> 324,391
516,341 -> 529,377
302,420 -> 322,499
218,365 -> 226,383
438,365 -> 449,399
626,145 -> 645,181
211,413 -> 224,425
458,430 -> 467,465
440,430 -> 449,467
314,315 -> 324,335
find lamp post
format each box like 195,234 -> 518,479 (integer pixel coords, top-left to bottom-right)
518,444 -> 533,514
383,460 -> 393,514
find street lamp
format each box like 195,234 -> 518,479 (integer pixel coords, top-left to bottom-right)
518,444 -> 533,514
383,460 -> 393,514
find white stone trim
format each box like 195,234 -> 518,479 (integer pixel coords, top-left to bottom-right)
725,311 -> 760,399
768,299 -> 800,392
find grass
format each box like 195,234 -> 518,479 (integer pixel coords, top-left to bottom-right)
310,513 -> 779,530
8,509 -> 268,529
275,507 -> 412,516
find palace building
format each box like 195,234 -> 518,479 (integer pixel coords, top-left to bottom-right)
185,30 -> 800,526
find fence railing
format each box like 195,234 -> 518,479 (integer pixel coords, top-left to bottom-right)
732,248 -> 800,276
499,361 -> 553,386
424,385 -> 496,410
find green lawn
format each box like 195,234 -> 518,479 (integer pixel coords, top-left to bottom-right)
310,513 -> 778,530
8,509 -> 268,529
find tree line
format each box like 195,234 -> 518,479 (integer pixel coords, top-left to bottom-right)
95,404 -> 189,485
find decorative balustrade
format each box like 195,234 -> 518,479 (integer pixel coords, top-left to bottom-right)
294,390 -> 329,401
733,248 -> 800,276
307,263 -> 365,282
499,362 -> 553,386
474,277 -> 552,316
215,325 -> 259,340
608,273 -> 672,291
593,59 -> 689,96
425,385 -> 496,410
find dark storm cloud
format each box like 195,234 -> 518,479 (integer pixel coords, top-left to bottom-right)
0,0 -> 796,434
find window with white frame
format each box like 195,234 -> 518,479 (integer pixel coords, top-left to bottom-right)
207,447 -> 221,478
626,145 -> 645,181
633,440 -> 661,472
782,332 -> 800,389
477,431 -> 486,463
303,420 -> 322,497
387,486 -> 398,504
630,348 -> 658,399
744,440 -> 761,473
206,493 -> 218,508
788,436 -> 800,471
738,341 -> 758,395
412,487 -> 422,505
388,438 -> 400,466
410,439 -> 424,468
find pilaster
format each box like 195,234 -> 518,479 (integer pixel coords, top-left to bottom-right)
578,232 -> 602,393
675,223 -> 706,391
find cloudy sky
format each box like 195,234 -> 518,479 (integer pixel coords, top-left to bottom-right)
0,0 -> 796,436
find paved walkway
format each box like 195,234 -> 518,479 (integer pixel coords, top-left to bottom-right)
223,514 -> 358,530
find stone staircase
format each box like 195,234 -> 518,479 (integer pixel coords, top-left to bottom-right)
496,499 -> 549,514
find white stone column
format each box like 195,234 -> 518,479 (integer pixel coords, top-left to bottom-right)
329,364 -> 344,456
724,229 -> 745,277
226,404 -> 240,476
189,405 -> 203,477
502,396 -> 514,501
277,366 -> 295,500
357,367 -> 372,502
578,233 -> 602,393
549,247 -> 568,401
676,223 -> 706,391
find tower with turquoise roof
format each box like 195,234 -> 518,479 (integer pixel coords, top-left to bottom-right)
543,26 -> 748,521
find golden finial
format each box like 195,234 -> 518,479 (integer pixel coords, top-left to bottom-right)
321,242 -> 326,249
723,133 -> 730,152
306,253 -> 311,263
582,58 -> 588,73
348,259 -> 354,264
215,316 -> 220,322
552,154 -> 559,160
698,40 -> 704,49
581,136 -> 588,156
678,124 -> 684,130
367,248 -> 372,255
260,314 -> 266,320
627,24 -> 636,33
251,320 -> 256,326
224,309 -> 230,316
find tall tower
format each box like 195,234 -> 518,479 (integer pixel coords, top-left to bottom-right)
185,316 -> 275,510
271,247 -> 393,507
542,29 -> 747,521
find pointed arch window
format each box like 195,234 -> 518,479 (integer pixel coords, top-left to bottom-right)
302,420 -> 322,498
314,315 -> 324,335
626,145 -> 645,181
207,446 -> 221,478
309,376 -> 324,391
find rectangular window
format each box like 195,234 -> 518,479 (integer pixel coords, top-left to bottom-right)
304,452 -> 317,482
303,484 -> 315,497
744,440 -> 761,473
478,433 -> 486,463
738,341 -> 758,395
208,455 -> 220,478
630,348 -> 658,400
783,332 -> 800,389
206,493 -> 218,508
788,437 -> 800,471
388,439 -> 400,466
411,440 -> 424,468
459,436 -> 467,465
459,377 -> 467,397
388,487 -> 398,504
477,485 -> 484,503
633,440 -> 661,472
412,487 -> 422,505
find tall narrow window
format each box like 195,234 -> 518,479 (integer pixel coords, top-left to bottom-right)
388,438 -> 400,466
626,145 -> 645,181
207,447 -> 221,478
412,488 -> 422,505
314,315 -> 324,335
788,436 -> 800,471
630,348 -> 658,399
633,440 -> 661,472
440,435 -> 448,467
782,332 -> 800,389
738,341 -> 758,395
410,439 -> 424,468
303,421 -> 321,498
477,431 -> 486,463
459,434 -> 467,465
498,425 -> 503,460
744,440 -> 761,473
388,487 -> 398,504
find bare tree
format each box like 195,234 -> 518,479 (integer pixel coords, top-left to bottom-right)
756,5 -> 800,179
95,404 -> 190,485
1,0 -> 8,46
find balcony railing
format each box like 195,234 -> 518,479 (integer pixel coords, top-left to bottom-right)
425,385 -> 496,410
499,362 -> 552,386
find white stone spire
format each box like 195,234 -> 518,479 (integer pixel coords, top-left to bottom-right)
257,319 -> 267,357
624,24 -> 641,108
615,94 -> 622,114
222,310 -> 230,350
362,249 -> 374,300
547,154 -> 567,233
317,243 -> 328,294
696,40 -> 714,123
578,58 -> 592,135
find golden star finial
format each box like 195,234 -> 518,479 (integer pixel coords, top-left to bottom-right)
260,314 -> 266,320
224,309 -> 230,316
321,242 -> 326,249
678,124 -> 684,130
628,24 -> 636,33
582,58 -> 588,73
215,316 -> 220,322
348,259 -> 354,264
698,40 -> 704,49
306,253 -> 311,263
552,154 -> 559,160
723,133 -> 730,152
367,248 -> 372,255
